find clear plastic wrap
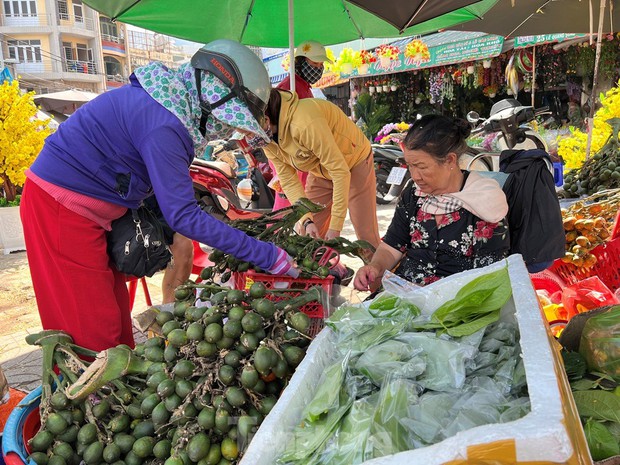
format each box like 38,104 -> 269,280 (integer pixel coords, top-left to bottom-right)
579,305 -> 620,381
354,340 -> 425,386
394,332 -> 477,392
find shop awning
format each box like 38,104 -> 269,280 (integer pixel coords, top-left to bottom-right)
354,31 -> 504,78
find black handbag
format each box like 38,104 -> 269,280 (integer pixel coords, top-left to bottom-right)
107,207 -> 172,278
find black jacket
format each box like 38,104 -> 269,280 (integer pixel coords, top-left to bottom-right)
500,149 -> 565,269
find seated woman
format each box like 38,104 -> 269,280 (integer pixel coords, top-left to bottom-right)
354,115 -> 511,291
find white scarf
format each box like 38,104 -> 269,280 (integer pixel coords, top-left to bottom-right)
415,171 -> 508,223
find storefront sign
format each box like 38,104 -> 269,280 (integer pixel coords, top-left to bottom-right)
313,71 -> 349,89
514,33 -> 585,48
352,35 -> 504,77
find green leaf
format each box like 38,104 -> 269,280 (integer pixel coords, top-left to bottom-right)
432,267 -> 511,326
446,310 -> 501,337
584,418 -> 620,461
303,359 -> 347,422
573,390 -> 620,423
570,378 -> 600,391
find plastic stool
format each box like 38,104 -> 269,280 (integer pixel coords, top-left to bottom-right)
126,276 -> 152,311
192,241 -> 214,282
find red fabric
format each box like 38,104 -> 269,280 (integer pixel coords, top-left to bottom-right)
20,179 -> 134,352
277,74 -> 314,100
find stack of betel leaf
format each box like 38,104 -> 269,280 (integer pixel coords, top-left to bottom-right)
205,199 -> 375,282
25,279 -> 323,465
276,267 -> 532,464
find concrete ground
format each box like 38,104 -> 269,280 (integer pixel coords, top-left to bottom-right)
0,203 -> 395,393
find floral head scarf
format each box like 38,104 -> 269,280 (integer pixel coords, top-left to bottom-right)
133,62 -> 269,155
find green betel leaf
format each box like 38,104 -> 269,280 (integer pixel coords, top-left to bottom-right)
446,310 -> 501,337
573,390 -> 620,423
303,359 -> 347,422
431,267 -> 512,330
584,418 -> 620,461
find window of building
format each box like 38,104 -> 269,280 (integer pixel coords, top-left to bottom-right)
62,41 -> 74,60
3,0 -> 37,16
75,43 -> 88,61
57,0 -> 68,18
104,56 -> 122,76
7,39 -> 42,63
100,17 -> 118,39
73,0 -> 83,21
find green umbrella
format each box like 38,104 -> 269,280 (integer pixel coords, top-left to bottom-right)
83,0 -> 499,47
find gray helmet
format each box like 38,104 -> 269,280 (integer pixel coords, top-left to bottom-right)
191,39 -> 270,132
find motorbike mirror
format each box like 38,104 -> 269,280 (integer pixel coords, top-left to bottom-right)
466,111 -> 480,124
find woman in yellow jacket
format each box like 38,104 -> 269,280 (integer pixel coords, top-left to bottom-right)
263,89 -> 380,248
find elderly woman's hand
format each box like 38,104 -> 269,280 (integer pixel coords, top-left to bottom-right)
354,264 -> 381,291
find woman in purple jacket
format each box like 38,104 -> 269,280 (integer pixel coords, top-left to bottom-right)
20,40 -> 296,352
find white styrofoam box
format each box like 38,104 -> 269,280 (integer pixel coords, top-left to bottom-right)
240,255 -> 592,465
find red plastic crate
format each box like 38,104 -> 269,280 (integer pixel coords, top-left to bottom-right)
233,270 -> 333,336
549,237 -> 620,292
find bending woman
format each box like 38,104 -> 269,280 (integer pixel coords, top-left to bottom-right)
263,89 -> 380,248
20,40 -> 296,352
354,115 -> 510,291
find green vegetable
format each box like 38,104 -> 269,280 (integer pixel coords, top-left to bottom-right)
573,390 -> 620,423
584,418 -> 620,460
561,350 -> 588,381
411,267 -> 512,336
303,358 -> 348,422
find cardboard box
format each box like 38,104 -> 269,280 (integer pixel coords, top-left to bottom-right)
240,256 -> 593,465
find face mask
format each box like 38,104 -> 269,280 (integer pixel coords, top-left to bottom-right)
299,60 -> 324,85
246,131 -> 269,149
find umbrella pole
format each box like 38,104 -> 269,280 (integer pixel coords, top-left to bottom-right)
288,0 -> 295,93
531,45 -> 536,107
585,0 -> 607,160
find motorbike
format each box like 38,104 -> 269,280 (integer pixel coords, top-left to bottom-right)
373,143 -> 411,205
466,98 -> 551,172
191,139 -> 274,223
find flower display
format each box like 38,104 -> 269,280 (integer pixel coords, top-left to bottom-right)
0,80 -> 53,203
333,48 -> 362,74
281,53 -> 290,71
558,81 -> 620,169
374,121 -> 411,145
359,50 -> 377,65
404,39 -> 430,61
375,44 -> 400,60
483,84 -> 498,97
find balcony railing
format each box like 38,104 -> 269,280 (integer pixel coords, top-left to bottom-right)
101,33 -> 125,45
57,13 -> 95,31
106,74 -> 128,83
1,13 -> 51,27
64,60 -> 97,75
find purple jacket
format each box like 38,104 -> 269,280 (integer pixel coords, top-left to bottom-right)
29,75 -> 278,269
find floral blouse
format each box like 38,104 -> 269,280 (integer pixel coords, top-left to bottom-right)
383,183 -> 510,286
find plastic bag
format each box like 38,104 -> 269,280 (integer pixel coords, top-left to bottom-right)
561,277 -> 619,319
579,305 -> 620,381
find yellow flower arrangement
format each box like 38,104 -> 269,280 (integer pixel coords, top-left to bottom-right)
558,82 -> 620,170
333,48 -> 362,74
404,39 -> 430,61
0,80 -> 52,202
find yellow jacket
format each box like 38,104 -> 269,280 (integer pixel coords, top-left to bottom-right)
264,91 -> 371,231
